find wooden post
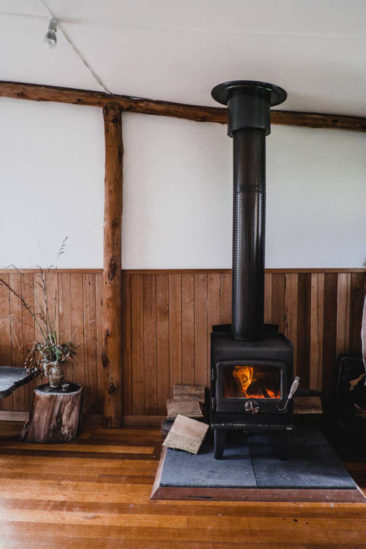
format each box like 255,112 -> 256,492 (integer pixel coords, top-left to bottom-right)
102,104 -> 123,427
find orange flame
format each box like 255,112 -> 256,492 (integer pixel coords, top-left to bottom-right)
231,365 -> 280,399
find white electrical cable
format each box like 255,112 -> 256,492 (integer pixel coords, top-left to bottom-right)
39,0 -> 112,95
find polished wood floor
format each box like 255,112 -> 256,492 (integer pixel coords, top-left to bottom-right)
0,421 -> 364,548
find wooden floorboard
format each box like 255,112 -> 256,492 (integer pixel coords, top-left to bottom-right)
0,422 -> 364,548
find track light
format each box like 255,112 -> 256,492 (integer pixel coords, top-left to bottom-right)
44,17 -> 58,49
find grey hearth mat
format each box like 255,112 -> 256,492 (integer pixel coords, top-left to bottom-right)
160,426 -> 357,489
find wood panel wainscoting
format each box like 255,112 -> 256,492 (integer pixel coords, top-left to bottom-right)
0,269 -> 364,420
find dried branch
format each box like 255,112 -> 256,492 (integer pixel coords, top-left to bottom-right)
0,237 -> 76,378
0,276 -> 47,339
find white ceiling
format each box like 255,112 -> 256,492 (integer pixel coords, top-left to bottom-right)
1,0 -> 366,115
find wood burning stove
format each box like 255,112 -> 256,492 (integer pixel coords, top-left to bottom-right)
210,81 -> 299,459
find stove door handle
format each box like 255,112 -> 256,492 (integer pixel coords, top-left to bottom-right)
277,376 -> 300,412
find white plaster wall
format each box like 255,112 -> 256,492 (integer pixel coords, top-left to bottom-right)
0,98 -> 365,269
266,123 -> 366,268
123,113 -> 366,268
0,98 -> 105,268
122,114 -> 232,269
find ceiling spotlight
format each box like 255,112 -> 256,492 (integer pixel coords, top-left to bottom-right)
44,17 -> 58,49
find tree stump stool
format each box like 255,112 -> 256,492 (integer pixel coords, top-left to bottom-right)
19,383 -> 83,443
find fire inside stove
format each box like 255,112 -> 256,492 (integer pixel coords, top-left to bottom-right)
223,365 -> 281,399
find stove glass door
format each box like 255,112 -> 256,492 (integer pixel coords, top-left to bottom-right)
223,364 -> 281,400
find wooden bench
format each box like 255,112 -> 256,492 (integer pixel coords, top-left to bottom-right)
0,366 -> 37,400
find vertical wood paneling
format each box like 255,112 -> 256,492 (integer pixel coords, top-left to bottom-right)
46,271 -> 59,339
284,273 -> 298,373
95,273 -> 104,412
297,273 -> 311,388
264,273 -> 272,324
181,274 -> 195,385
309,273 -> 324,390
33,272 -> 44,345
121,273 -> 132,415
21,273 -> 35,410
271,274 -> 286,333
349,273 -> 364,355
70,274 -> 85,407
156,274 -> 170,410
131,274 -> 144,414
143,275 -> 157,414
32,274 -> 45,395
322,273 -> 338,404
9,273 -> 23,410
57,273 -> 72,392
336,273 -> 351,356
0,269 -> 364,416
168,274 -> 182,393
220,273 -> 231,324
83,273 -> 98,413
58,274 -> 72,356
207,273 -> 221,372
0,274 -> 12,411
194,274 -> 208,386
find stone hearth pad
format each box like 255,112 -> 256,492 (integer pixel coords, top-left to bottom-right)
151,426 -> 365,502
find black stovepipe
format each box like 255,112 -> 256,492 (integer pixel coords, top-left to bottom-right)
211,81 -> 287,341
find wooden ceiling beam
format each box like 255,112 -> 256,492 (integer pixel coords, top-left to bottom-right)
0,80 -> 366,132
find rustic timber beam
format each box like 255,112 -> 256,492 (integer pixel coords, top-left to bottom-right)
102,104 -> 123,428
0,80 -> 366,132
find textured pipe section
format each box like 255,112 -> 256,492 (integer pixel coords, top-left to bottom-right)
211,81 -> 287,342
232,129 -> 265,340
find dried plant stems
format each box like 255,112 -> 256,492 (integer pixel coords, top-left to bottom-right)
0,275 -> 47,340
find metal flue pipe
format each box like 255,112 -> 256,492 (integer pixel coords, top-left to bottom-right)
211,81 -> 287,341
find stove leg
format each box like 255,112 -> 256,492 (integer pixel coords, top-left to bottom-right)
214,429 -> 226,460
278,430 -> 288,460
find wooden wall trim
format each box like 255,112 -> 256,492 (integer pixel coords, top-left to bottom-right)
132,267 -> 353,274
0,269 -> 104,274
0,268 -> 363,275
1,80 -> 366,132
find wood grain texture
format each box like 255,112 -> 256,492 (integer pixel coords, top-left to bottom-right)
0,274 -> 13,412
155,274 -> 170,413
194,274 -> 208,386
309,273 -> 325,390
181,274 -> 195,386
102,104 -> 123,427
297,273 -> 311,388
0,269 -> 364,416
1,80 -> 366,132
9,273 -> 24,411
285,273 -> 298,373
143,275 -> 157,414
0,422 -> 365,548
131,275 -> 144,415
322,273 -> 338,404
169,274 -> 182,393
19,386 -> 83,442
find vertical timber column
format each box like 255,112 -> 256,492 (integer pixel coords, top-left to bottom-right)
102,104 -> 123,427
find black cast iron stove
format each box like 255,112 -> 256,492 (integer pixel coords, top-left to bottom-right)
210,80 -> 299,459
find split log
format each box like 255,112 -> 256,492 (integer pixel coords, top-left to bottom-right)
167,384 -> 206,419
294,395 -> 323,414
163,414 -> 209,454
19,384 -> 82,443
166,398 -> 203,419
102,104 -> 123,428
173,384 -> 205,402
